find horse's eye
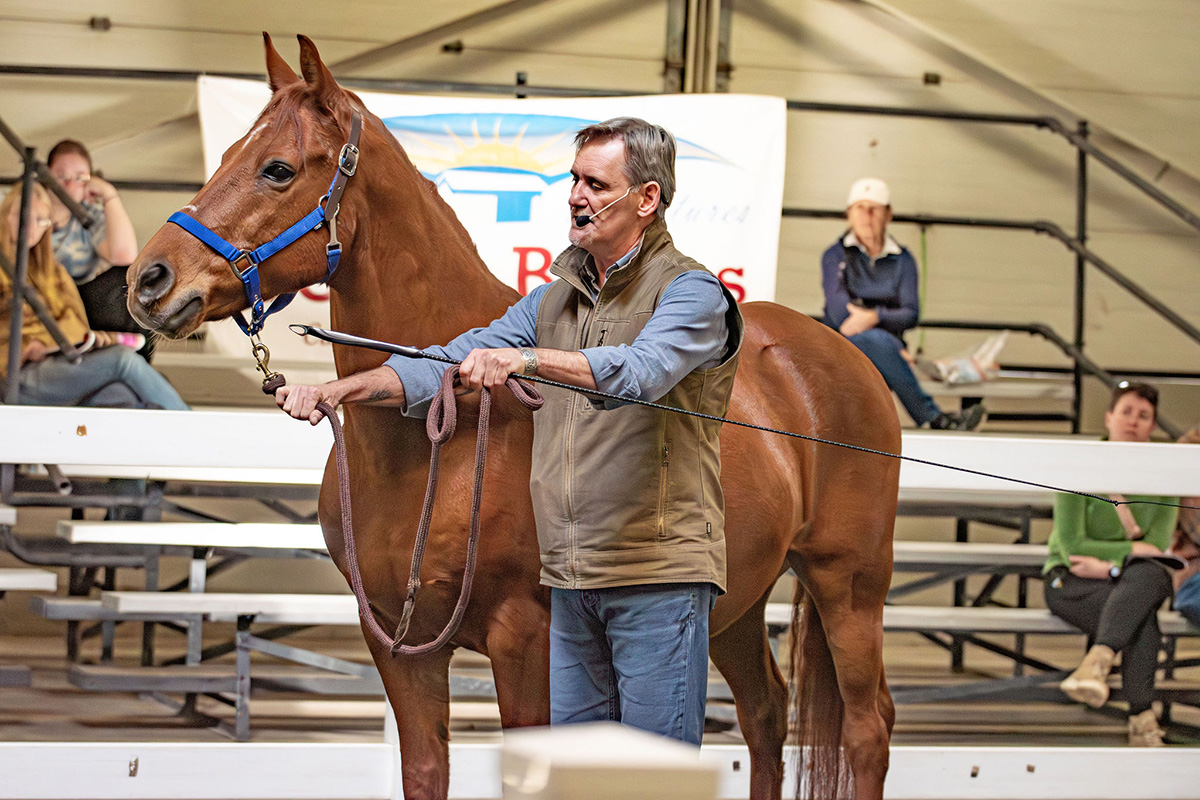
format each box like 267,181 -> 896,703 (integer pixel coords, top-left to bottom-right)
262,162 -> 295,183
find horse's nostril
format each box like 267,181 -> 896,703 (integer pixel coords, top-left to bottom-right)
136,262 -> 175,304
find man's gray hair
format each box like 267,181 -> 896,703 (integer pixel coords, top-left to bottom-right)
574,117 -> 676,221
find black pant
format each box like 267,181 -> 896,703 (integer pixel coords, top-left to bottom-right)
1044,560 -> 1172,714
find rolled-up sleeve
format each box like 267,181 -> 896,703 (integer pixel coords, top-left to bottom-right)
384,284 -> 547,417
583,270 -> 729,406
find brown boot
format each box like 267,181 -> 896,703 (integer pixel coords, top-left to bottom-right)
1059,644 -> 1115,707
1128,709 -> 1165,747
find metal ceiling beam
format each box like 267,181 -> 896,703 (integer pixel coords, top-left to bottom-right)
329,0 -> 566,74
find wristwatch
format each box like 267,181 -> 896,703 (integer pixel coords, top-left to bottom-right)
1108,563 -> 1122,581
519,347 -> 538,377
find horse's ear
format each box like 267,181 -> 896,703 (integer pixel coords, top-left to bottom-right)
263,32 -> 300,92
297,34 -> 340,111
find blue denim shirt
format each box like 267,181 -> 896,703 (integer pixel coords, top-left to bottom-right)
385,265 -> 730,418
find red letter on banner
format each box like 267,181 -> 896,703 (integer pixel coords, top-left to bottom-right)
717,267 -> 746,303
515,246 -> 553,295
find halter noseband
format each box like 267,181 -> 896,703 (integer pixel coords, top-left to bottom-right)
167,109 -> 363,337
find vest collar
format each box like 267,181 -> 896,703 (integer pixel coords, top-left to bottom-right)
551,218 -> 674,300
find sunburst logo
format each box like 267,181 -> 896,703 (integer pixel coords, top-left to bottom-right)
383,113 -> 729,223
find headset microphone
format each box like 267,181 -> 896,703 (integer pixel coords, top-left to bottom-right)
573,187 -> 633,228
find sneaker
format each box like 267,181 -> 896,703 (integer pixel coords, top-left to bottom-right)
929,404 -> 987,431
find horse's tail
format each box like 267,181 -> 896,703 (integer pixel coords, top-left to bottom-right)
788,585 -> 851,800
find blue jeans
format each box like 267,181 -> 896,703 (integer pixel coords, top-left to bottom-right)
847,327 -> 940,426
550,582 -> 713,746
1176,572 -> 1200,629
17,345 -> 189,410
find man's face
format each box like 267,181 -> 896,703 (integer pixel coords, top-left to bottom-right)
567,137 -> 643,252
846,199 -> 891,244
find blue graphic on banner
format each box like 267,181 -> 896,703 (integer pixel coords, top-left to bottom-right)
382,112 -> 730,223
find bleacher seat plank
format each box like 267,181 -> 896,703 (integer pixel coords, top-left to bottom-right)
763,603 -> 1198,637
31,596 -> 186,623
918,377 -> 1073,401
0,568 -> 57,592
67,663 -> 382,695
101,592 -> 359,625
60,521 -> 325,550
4,405 -> 1200,496
892,541 -> 1046,569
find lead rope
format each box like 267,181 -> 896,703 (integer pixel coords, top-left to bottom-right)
262,364 -> 543,656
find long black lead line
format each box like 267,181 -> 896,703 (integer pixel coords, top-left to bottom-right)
290,324 -> 1200,513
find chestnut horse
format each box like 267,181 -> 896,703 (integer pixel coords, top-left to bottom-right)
128,34 -> 898,800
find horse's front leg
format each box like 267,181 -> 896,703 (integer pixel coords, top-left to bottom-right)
486,592 -> 552,729
367,632 -> 455,800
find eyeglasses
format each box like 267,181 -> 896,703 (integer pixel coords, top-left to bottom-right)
53,172 -> 91,186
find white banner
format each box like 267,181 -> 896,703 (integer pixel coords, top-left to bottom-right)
193,77 -> 786,367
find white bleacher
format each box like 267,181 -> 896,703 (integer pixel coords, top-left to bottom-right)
0,568 -> 56,593
59,521 -> 325,550
100,591 -> 357,625
2,404 -> 1199,495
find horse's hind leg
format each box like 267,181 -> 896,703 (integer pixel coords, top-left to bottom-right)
368,636 -> 456,800
710,590 -> 788,800
793,551 -> 891,800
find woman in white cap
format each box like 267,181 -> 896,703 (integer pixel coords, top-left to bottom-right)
820,177 -> 984,430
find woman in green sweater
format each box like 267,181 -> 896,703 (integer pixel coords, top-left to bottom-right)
1045,382 -> 1179,746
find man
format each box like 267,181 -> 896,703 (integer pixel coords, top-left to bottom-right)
277,117 -> 742,746
821,177 -> 984,430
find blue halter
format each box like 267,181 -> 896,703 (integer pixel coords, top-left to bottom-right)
167,110 -> 362,337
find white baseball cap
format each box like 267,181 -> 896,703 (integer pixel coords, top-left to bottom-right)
846,177 -> 890,208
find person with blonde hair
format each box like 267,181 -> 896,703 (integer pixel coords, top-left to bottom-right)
0,183 -> 186,409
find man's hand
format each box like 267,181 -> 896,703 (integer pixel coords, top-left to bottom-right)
1068,555 -> 1114,580
276,383 -> 342,426
839,303 -> 879,337
275,366 -> 404,425
459,348 -> 524,391
1130,540 -> 1164,556
20,340 -> 50,365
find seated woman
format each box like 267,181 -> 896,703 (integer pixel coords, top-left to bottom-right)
0,183 -> 187,410
46,139 -> 151,355
1044,381 -> 1178,746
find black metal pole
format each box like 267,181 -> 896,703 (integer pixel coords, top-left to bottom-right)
5,147 -> 36,404
0,111 -> 94,228
1072,122 -> 1088,434
0,250 -> 81,359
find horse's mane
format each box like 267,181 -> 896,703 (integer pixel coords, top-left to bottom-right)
255,81 -> 514,299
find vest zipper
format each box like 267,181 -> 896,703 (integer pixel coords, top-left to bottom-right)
564,296 -> 599,587
657,442 -> 670,539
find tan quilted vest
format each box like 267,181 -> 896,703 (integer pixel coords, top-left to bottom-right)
530,220 -> 742,591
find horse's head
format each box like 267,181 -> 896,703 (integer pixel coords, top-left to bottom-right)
128,34 -> 369,338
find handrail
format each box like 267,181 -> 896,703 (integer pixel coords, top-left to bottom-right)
4,149 -> 37,404
918,318 -> 1183,440
3,63 -> 1196,229
0,113 -> 96,230
782,99 -> 1200,235
783,207 -> 1200,349
0,251 -> 83,360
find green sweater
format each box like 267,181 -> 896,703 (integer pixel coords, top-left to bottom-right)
1044,493 -> 1180,573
